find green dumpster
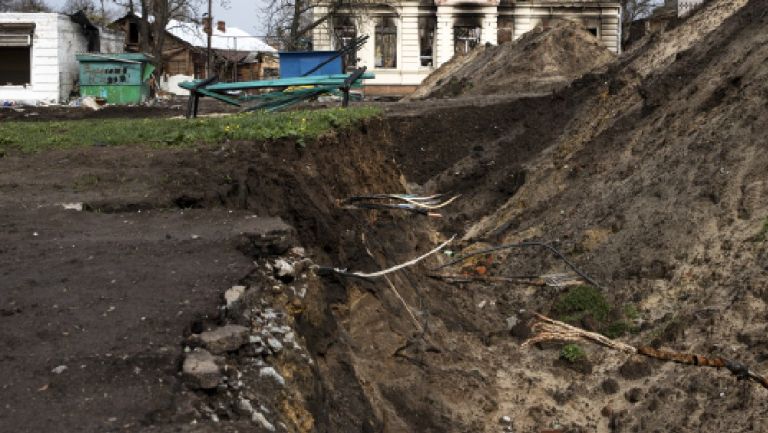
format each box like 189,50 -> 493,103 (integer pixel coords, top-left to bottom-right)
75,53 -> 155,105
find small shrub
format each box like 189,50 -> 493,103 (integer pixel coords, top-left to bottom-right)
560,344 -> 586,363
553,285 -> 610,323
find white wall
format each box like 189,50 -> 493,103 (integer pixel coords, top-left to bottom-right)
0,13 -> 60,104
99,27 -> 125,54
57,15 -> 89,102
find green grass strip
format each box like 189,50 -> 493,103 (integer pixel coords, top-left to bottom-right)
0,106 -> 381,153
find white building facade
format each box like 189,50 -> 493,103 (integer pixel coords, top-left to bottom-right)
312,0 -> 621,93
0,13 -> 123,104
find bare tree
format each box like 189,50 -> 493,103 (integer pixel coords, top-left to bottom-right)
61,0 -> 116,25
621,0 -> 658,41
262,0 -> 388,50
2,0 -> 53,12
115,0 -> 201,74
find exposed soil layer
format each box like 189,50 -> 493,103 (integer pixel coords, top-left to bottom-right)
2,0 -> 768,432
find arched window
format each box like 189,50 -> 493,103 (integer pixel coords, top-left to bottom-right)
333,16 -> 358,70
374,16 -> 397,68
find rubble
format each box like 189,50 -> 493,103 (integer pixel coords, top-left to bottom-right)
224,285 -> 246,309
197,325 -> 250,354
182,350 -> 222,389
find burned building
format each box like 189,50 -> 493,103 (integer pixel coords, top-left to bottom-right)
312,0 -> 621,94
0,12 -> 124,104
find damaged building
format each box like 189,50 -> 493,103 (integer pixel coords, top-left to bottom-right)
312,0 -> 621,93
111,12 -> 278,92
0,12 -> 124,104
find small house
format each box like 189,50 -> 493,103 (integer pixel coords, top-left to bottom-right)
0,12 -> 124,104
111,13 -> 277,93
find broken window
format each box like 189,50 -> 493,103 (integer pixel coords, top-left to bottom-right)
0,24 -> 33,86
374,16 -> 397,68
497,16 -> 514,44
454,26 -> 481,55
128,22 -> 139,44
333,16 -> 357,71
418,16 -> 435,67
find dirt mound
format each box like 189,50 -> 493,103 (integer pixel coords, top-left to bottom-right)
406,19 -> 615,100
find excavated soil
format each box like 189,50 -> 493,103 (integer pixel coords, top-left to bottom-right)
406,20 -> 616,100
2,1 -> 768,432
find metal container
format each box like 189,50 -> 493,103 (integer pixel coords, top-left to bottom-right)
75,53 -> 155,104
278,51 -> 342,78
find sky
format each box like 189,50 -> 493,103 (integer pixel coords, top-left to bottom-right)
45,0 -> 270,35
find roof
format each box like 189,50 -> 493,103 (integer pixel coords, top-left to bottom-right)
114,12 -> 276,54
165,18 -> 276,53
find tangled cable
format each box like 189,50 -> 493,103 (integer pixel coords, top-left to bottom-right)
341,193 -> 460,218
432,241 -> 603,289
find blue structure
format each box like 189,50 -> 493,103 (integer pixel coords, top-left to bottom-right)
278,51 -> 343,78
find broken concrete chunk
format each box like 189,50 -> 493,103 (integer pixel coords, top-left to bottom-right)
199,325 -> 250,354
182,350 -> 222,389
251,411 -> 275,431
224,285 -> 246,309
236,218 -> 296,258
236,398 -> 254,416
259,366 -> 285,386
267,337 -> 283,352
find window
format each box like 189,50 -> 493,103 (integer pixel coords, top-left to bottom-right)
128,22 -> 139,44
454,26 -> 481,55
0,46 -> 31,85
418,17 -> 435,67
0,24 -> 33,86
333,16 -> 357,71
374,16 -> 397,68
497,16 -> 514,44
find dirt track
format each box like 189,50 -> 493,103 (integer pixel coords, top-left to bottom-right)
2,1 -> 768,432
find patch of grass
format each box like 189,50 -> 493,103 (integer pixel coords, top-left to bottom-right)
0,106 -> 381,153
560,344 -> 586,363
553,285 -> 610,323
553,285 -> 641,338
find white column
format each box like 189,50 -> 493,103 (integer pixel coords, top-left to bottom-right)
435,6 -> 454,67
400,6 -> 420,70
312,6 -> 333,50
481,6 -> 498,45
513,5 -> 533,40
357,16 -> 375,69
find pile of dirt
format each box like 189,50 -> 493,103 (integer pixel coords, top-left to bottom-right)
406,19 -> 616,100
3,0 -> 768,432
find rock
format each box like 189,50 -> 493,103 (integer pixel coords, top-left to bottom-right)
51,365 -> 68,374
236,398 -> 254,416
259,366 -> 285,386
618,358 -> 652,380
289,246 -> 305,257
236,219 -> 296,258
224,285 -> 246,309
199,325 -> 250,354
252,411 -> 275,431
267,336 -> 283,352
505,315 -> 518,330
625,387 -> 642,403
601,378 -> 620,394
273,258 -> 295,283
182,350 -> 222,389
499,415 -> 512,424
